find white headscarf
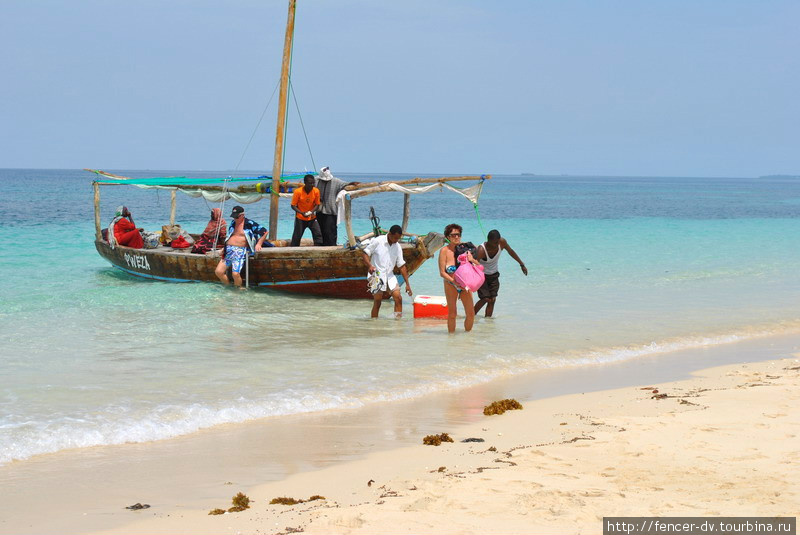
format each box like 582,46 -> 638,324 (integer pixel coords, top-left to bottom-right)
318,166 -> 334,182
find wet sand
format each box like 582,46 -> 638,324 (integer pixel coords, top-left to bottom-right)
1,333 -> 799,534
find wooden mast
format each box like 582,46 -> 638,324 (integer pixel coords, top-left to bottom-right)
169,190 -> 176,225
269,0 -> 297,241
93,182 -> 102,240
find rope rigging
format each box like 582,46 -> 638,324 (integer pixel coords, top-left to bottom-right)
451,175 -> 488,240
289,80 -> 317,172
234,80 -> 281,173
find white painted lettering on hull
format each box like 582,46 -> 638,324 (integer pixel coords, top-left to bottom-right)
123,252 -> 151,271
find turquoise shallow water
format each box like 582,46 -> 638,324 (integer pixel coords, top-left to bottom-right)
1,170 -> 800,465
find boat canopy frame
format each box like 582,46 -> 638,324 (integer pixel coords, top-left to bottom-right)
90,170 -> 490,248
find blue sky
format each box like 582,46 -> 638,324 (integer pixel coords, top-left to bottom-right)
1,0 -> 798,176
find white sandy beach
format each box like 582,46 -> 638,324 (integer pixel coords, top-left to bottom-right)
2,337 -> 799,535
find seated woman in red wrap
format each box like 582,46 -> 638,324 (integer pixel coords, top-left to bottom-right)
191,208 -> 227,254
108,205 -> 144,249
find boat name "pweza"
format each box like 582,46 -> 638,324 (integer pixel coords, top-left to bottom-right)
124,252 -> 151,271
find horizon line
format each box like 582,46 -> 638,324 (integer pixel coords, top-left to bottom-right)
1,167 -> 796,180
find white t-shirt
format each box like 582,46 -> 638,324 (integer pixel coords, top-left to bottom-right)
364,235 -> 406,289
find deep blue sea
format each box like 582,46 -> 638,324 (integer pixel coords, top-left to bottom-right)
1,169 -> 800,465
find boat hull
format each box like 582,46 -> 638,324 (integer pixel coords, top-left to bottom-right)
95,233 -> 444,299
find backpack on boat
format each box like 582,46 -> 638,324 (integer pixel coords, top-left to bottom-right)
454,241 -> 477,267
141,231 -> 161,249
161,224 -> 181,245
160,224 -> 194,246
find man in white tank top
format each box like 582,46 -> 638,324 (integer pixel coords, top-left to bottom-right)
474,229 -> 528,317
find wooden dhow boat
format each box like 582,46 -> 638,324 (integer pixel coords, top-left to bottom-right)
90,171 -> 488,298
89,0 -> 490,299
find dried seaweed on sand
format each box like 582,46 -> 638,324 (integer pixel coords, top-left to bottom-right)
423,433 -> 454,446
483,399 -> 523,415
208,492 -> 251,515
270,495 -> 326,506
228,492 -> 251,512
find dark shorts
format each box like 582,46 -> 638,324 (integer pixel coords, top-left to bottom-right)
478,272 -> 500,300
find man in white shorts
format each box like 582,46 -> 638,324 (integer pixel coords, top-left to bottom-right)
361,225 -> 413,318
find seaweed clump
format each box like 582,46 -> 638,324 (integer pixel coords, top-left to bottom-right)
422,433 -> 454,446
270,497 -> 301,506
270,495 -> 326,506
209,492 -> 251,515
228,492 -> 251,513
483,399 -> 523,416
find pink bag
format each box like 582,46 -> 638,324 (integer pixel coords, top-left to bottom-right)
453,253 -> 485,291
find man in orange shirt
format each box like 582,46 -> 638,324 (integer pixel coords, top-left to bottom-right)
290,174 -> 323,246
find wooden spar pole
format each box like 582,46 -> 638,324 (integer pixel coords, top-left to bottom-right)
95,182 -> 304,192
170,190 -> 176,225
344,195 -> 356,247
93,182 -> 102,240
269,0 -> 297,241
347,175 -> 491,199
401,193 -> 411,233
349,175 -> 488,190
95,175 -> 488,195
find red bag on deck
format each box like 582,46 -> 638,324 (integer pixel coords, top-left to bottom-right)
170,235 -> 191,249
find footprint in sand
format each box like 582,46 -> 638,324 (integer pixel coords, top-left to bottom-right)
329,514 -> 366,528
511,480 -> 543,488
552,472 -> 581,480
600,466 -> 616,478
731,453 -> 768,461
695,454 -> 718,462
402,496 -> 436,512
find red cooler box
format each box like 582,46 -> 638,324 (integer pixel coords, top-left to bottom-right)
413,295 -> 448,319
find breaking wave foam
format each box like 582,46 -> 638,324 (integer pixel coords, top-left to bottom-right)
3,322 -> 800,466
